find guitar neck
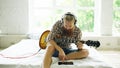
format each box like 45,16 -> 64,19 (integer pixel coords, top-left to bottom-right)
54,38 -> 100,48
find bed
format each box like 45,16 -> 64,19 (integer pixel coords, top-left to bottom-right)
0,39 -> 113,68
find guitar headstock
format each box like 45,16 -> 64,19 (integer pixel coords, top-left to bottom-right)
80,40 -> 100,48
85,40 -> 100,48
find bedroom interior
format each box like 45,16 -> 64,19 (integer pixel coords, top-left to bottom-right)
0,0 -> 120,68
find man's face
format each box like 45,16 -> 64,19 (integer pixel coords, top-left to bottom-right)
63,19 -> 75,30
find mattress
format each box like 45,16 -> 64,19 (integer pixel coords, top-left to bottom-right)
0,39 -> 113,68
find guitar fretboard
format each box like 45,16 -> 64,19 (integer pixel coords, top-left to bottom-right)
54,38 -> 100,48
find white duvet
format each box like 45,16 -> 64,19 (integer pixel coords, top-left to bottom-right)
0,39 -> 112,68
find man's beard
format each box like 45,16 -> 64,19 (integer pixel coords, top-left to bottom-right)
62,26 -> 74,36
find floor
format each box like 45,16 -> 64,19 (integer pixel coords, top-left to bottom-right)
98,50 -> 120,68
0,49 -> 120,68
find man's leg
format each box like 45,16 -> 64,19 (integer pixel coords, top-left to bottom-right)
42,44 -> 55,68
66,49 -> 89,60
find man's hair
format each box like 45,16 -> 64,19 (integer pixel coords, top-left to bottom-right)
62,12 -> 77,24
64,14 -> 75,21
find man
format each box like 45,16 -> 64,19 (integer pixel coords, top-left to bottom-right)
42,12 -> 89,68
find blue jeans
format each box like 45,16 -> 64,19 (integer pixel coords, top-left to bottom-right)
52,48 -> 78,57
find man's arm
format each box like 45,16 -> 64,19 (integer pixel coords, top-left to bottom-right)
75,28 -> 83,50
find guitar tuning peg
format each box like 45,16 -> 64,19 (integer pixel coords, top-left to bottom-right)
96,41 -> 100,48
94,40 -> 100,48
87,40 -> 91,46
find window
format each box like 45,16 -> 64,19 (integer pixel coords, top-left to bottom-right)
29,0 -> 95,33
113,0 -> 120,35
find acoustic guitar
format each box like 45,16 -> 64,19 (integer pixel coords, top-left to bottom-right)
39,30 -> 100,49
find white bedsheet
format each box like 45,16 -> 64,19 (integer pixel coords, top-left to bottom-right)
0,39 -> 112,68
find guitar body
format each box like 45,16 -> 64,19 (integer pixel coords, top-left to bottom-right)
39,30 -> 100,49
39,30 -> 50,49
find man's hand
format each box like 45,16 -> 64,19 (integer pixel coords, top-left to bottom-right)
58,50 -> 67,62
77,42 -> 83,50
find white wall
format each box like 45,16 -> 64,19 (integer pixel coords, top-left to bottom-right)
0,0 -> 28,48
94,0 -> 113,36
0,0 -> 28,34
